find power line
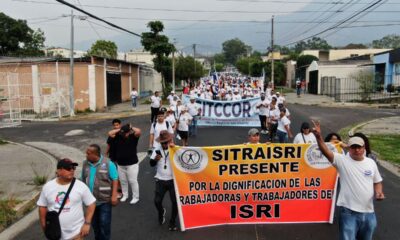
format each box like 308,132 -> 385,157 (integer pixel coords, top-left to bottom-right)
283,0 -> 386,46
12,0 -> 400,14
75,0 -> 102,39
54,0 -> 141,37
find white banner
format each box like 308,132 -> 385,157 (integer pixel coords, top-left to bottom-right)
183,95 -> 260,127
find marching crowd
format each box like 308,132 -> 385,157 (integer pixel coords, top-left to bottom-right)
36,75 -> 384,240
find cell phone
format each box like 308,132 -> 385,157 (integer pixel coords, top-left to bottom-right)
155,150 -> 162,156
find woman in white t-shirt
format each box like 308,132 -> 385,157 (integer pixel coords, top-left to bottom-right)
293,122 -> 317,144
277,108 -> 293,143
176,107 -> 193,146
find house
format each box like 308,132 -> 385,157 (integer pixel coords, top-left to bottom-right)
301,49 -> 391,61
0,56 -> 161,119
45,47 -> 86,58
305,59 -> 373,95
373,48 -> 400,91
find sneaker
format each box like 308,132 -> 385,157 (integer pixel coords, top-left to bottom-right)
130,198 -> 139,204
120,196 -> 128,202
158,208 -> 166,225
168,222 -> 178,231
117,193 -> 123,199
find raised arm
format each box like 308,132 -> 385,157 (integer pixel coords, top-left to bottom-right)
311,120 -> 334,163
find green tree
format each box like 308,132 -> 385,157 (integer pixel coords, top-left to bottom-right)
235,55 -> 264,77
0,12 -> 45,56
175,56 -> 204,82
296,54 -> 319,80
264,62 -> 286,86
222,38 -> 250,64
341,43 -> 368,49
215,63 -> 224,72
141,21 -> 175,96
372,34 -> 400,49
87,40 -> 118,59
294,37 -> 331,53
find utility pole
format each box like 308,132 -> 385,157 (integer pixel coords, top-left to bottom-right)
193,44 -> 196,75
62,11 -> 87,116
69,10 -> 75,116
172,39 -> 176,92
271,15 -> 274,89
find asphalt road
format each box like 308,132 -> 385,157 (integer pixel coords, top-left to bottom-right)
2,104 -> 399,240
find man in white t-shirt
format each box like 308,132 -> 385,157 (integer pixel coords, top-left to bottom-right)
37,159 -> 96,240
275,92 -> 286,105
186,96 -> 201,137
312,121 -> 385,240
149,109 -> 174,150
232,90 -> 242,101
130,87 -> 138,109
176,107 -> 193,146
256,93 -> 270,134
150,91 -> 162,123
149,130 -> 178,231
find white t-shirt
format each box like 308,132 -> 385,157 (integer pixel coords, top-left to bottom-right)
267,107 -> 280,123
232,94 -> 242,101
130,90 -> 138,99
177,112 -> 193,131
150,121 -> 174,148
150,146 -> 173,180
165,114 -> 176,129
277,96 -> 285,105
293,132 -> 317,144
186,102 -> 200,117
277,116 -> 291,133
333,153 -> 383,213
150,95 -> 161,108
256,99 -> 270,116
37,179 -> 96,240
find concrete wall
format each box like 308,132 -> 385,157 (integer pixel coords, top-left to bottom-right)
329,49 -> 390,61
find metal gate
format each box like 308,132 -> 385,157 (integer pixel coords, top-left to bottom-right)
106,71 -> 122,106
0,73 -> 22,128
0,69 -> 71,127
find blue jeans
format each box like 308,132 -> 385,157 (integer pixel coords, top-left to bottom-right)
131,97 -> 137,107
277,130 -> 288,143
189,117 -> 197,136
339,207 -> 377,240
92,202 -> 112,240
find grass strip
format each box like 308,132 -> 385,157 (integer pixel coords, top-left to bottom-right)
369,134 -> 400,164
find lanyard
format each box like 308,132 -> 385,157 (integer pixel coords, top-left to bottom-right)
162,149 -> 169,169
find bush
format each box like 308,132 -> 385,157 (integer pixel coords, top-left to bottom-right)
0,198 -> 19,228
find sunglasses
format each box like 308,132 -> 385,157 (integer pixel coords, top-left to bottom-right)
62,166 -> 76,171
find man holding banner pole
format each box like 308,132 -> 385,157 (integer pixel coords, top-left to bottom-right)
312,120 -> 384,240
149,130 -> 178,231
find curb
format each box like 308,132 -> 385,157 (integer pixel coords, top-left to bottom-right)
0,141 -> 57,240
349,117 -> 400,178
60,110 -> 151,122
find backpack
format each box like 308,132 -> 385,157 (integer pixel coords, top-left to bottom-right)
153,121 -> 169,130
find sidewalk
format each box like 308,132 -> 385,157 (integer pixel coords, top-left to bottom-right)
64,98 -> 151,121
284,92 -> 399,109
0,142 -> 56,234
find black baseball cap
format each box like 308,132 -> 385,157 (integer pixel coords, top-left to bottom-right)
57,158 -> 78,169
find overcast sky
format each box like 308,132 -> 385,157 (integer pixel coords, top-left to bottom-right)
2,0 -> 400,55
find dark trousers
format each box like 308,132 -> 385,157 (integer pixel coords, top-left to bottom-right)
154,179 -> 178,224
151,107 -> 159,123
269,123 -> 278,141
92,202 -> 112,240
259,115 -> 267,131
